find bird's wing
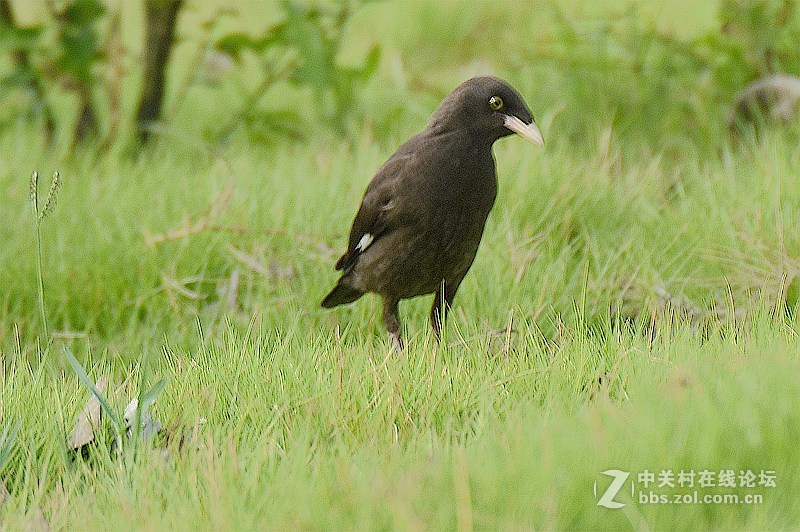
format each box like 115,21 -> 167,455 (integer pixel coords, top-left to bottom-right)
334,152 -> 415,272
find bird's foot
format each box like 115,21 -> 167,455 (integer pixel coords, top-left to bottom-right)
389,332 -> 404,354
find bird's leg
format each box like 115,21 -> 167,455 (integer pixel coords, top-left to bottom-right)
430,281 -> 458,341
382,297 -> 403,353
430,285 -> 447,341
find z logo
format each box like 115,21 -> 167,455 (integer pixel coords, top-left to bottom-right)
594,470 -> 630,509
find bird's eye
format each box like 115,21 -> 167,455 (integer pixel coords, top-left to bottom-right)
488,95 -> 504,111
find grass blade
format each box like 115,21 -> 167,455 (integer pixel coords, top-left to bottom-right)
62,346 -> 123,430
141,378 -> 168,411
0,422 -> 20,473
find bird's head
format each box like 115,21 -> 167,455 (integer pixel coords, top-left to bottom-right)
429,76 -> 544,146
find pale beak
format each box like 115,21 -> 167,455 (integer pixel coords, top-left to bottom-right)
503,114 -> 544,146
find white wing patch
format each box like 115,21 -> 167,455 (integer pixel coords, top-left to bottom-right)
356,233 -> 374,252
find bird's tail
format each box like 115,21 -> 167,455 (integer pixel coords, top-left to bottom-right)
321,281 -> 364,308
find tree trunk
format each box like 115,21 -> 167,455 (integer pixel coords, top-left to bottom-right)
74,86 -> 98,142
135,0 -> 183,144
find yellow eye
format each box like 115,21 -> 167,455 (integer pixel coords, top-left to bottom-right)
489,95 -> 504,111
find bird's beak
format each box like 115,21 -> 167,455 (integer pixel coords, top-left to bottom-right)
503,114 -> 544,146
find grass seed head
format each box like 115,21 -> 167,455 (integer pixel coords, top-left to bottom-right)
29,171 -> 39,212
40,172 -> 61,221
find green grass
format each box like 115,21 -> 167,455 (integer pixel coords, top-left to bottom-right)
2,0 -> 800,529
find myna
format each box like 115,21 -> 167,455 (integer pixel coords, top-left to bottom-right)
322,76 -> 544,351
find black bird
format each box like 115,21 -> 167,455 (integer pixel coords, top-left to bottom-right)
322,76 -> 543,350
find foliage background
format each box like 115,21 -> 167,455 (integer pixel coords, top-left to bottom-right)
0,0 -> 799,529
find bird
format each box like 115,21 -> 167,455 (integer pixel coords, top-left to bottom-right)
321,76 -> 544,351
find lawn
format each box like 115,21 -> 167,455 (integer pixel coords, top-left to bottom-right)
1,1 -> 799,530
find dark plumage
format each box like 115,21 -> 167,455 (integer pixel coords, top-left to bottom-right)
322,76 -> 543,350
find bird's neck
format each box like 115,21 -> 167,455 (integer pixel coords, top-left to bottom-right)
428,123 -> 498,152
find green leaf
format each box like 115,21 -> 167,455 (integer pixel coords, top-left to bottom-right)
215,32 -> 280,61
63,346 -> 123,430
0,24 -> 43,51
359,46 -> 381,82
280,3 -> 335,90
141,378 -> 168,411
0,422 -> 19,473
0,65 -> 36,92
62,0 -> 106,26
243,109 -> 307,140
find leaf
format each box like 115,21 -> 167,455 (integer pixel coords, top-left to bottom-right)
0,422 -> 19,473
281,4 -> 335,90
215,32 -> 280,61
123,380 -> 166,442
141,377 -> 168,412
243,109 -> 307,140
63,346 -> 123,430
61,0 -> 107,26
50,0 -> 106,85
358,46 -> 381,82
786,274 -> 800,312
67,376 -> 107,451
0,25 -> 43,51
0,65 -> 36,92
57,29 -> 102,83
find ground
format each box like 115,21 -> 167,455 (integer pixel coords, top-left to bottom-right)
0,1 -> 799,529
